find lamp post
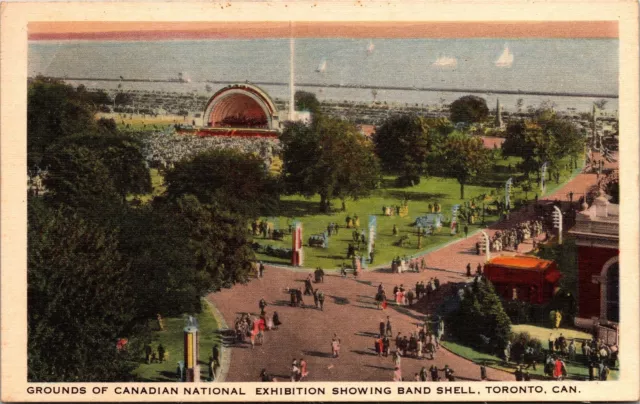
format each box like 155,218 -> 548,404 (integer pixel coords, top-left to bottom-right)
183,316 -> 200,382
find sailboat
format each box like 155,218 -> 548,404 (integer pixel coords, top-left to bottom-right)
367,40 -> 375,55
316,58 -> 327,73
432,55 -> 457,67
495,45 -> 514,68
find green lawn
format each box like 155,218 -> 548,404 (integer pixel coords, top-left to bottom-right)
129,151 -> 583,270
132,301 -> 220,382
441,338 -> 618,381
512,324 -> 592,342
254,175 -> 506,269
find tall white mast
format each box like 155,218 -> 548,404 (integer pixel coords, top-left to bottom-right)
289,22 -> 295,121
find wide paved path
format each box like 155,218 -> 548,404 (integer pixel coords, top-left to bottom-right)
208,268 -> 513,381
208,153 -> 616,382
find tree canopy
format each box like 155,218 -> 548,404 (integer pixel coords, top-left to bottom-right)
42,133 -> 151,206
441,132 -> 494,199
28,77 -> 98,166
449,95 -> 489,124
164,149 -> 280,218
28,200 -> 139,381
294,90 -> 321,114
373,114 -> 453,184
502,111 -> 585,177
446,278 -> 513,352
280,115 -> 380,212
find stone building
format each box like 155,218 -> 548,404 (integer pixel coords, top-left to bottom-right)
569,191 -> 619,343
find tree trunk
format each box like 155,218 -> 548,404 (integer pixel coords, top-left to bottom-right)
459,181 -> 465,199
319,194 -> 331,213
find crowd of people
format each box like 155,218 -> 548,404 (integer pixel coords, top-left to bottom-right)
142,131 -> 281,170
371,315 -> 450,381
374,280 -> 441,309
476,218 -> 548,254
233,308 -> 282,350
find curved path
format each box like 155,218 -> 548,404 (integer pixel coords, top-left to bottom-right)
207,154 -> 616,382
207,267 -> 512,381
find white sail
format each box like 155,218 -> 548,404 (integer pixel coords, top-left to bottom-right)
316,58 -> 327,73
367,40 -> 375,55
495,45 -> 514,68
432,55 -> 457,67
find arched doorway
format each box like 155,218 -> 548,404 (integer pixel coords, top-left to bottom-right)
599,256 -> 619,323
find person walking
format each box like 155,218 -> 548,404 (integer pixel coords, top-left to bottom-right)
259,261 -> 265,278
272,311 -> 281,330
385,316 -> 393,337
480,364 -> 487,380
259,298 -> 267,315
300,358 -> 309,380
466,263 -> 472,277
429,365 -> 439,381
317,290 -> 325,311
331,334 -> 341,358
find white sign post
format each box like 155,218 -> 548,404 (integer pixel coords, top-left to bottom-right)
505,177 -> 513,209
481,231 -> 491,261
540,162 -> 548,193
553,205 -> 563,245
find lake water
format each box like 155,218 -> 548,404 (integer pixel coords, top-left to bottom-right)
30,38 -> 619,112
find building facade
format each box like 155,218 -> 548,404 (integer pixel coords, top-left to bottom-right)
569,192 -> 619,338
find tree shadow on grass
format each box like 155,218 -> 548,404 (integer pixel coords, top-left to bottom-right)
328,295 -> 350,305
318,254 -> 347,260
381,190 -> 449,203
278,199 -> 321,218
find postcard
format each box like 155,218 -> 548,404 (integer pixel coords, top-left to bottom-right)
1,1 -> 638,402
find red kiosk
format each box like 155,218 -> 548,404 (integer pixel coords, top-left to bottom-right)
483,256 -> 562,304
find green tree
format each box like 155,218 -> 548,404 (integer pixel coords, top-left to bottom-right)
449,95 -> 489,124
117,202 -> 202,318
373,114 -> 451,184
28,199 -> 140,381
441,132 -> 494,199
27,76 -> 98,166
294,90 -> 321,114
168,194 -> 255,291
502,112 -> 584,178
447,278 -> 512,352
281,116 -> 380,212
164,149 -> 279,218
42,134 -> 151,205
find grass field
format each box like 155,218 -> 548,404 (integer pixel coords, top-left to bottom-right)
96,112 -> 190,131
252,154 -> 579,270
129,145 -> 582,270
131,301 -> 220,382
441,339 -> 619,381
512,324 -> 593,342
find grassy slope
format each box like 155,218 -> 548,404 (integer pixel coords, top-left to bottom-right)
131,301 -> 220,382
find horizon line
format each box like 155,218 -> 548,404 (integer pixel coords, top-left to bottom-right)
28,21 -> 618,41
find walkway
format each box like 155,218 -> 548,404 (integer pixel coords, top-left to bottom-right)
206,152 -> 617,382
